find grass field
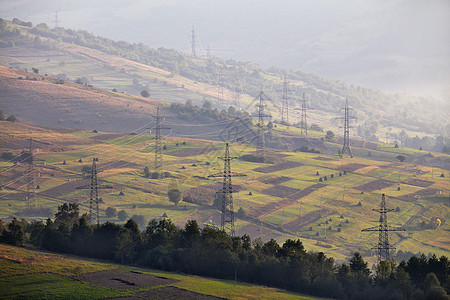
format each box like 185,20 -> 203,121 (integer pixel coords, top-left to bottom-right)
0,121 -> 449,267
0,244 -> 321,299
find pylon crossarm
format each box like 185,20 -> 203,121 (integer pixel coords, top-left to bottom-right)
373,208 -> 395,213
386,226 -> 405,231
208,172 -> 247,178
76,184 -> 114,190
361,226 -> 379,232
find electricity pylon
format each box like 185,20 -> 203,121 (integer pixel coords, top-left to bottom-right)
208,143 -> 246,236
362,193 -> 405,262
153,107 -> 171,178
300,92 -> 309,137
25,138 -> 37,208
278,75 -> 294,124
255,90 -> 271,160
336,98 -> 356,157
191,25 -> 197,57
76,158 -> 113,225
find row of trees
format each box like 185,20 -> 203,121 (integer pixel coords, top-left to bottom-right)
0,203 -> 448,299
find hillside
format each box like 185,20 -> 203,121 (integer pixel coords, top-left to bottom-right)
0,18 -> 449,150
0,244 -> 315,299
0,121 -> 448,266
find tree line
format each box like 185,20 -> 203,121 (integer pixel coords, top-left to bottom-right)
1,203 -> 448,299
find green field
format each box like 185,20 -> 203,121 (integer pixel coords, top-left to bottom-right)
0,244 -> 320,299
0,121 -> 449,266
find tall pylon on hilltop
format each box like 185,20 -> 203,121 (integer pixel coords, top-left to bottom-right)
255,90 -> 271,160
208,143 -> 246,236
191,25 -> 197,57
54,11 -> 59,28
336,98 -> 356,157
278,75 -> 294,124
152,107 -> 171,178
362,194 -> 405,262
300,92 -> 310,137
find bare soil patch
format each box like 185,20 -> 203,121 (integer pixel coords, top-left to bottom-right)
38,179 -> 91,197
0,192 -> 27,200
337,163 -> 368,173
283,209 -> 331,232
287,183 -> 326,201
398,188 -> 442,202
77,269 -> 178,290
183,182 -> 243,206
260,176 -> 292,185
353,179 -> 396,192
261,185 -> 300,198
253,161 -> 302,173
248,183 -> 325,219
406,178 -> 434,187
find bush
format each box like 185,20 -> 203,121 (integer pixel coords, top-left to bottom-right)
140,90 -> 150,98
6,115 -> 16,122
118,210 -> 128,221
143,166 -> 150,178
168,189 -> 182,206
105,207 -> 117,218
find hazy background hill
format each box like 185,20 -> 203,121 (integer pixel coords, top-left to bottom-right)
1,0 -> 449,101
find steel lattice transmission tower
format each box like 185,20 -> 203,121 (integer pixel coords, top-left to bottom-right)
336,98 -> 356,157
255,90 -> 271,160
300,92 -> 310,137
25,138 -> 37,208
191,25 -> 197,57
362,193 -> 405,262
278,75 -> 293,124
76,158 -> 113,225
208,143 -> 246,236
152,107 -> 171,177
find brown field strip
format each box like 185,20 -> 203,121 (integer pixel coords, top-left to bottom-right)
248,183 -> 326,219
283,208 -> 332,232
353,179 -> 396,192
253,161 -> 302,173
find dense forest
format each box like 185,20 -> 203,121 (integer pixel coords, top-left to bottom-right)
1,203 -> 448,299
0,18 -> 449,144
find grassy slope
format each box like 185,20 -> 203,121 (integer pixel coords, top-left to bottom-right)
1,23 -> 439,141
0,244 -> 319,300
0,121 -> 449,266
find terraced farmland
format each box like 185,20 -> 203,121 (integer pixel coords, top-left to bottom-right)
0,121 -> 449,265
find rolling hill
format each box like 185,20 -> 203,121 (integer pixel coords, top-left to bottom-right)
0,244 -> 317,299
0,18 -> 449,152
0,120 -> 448,266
